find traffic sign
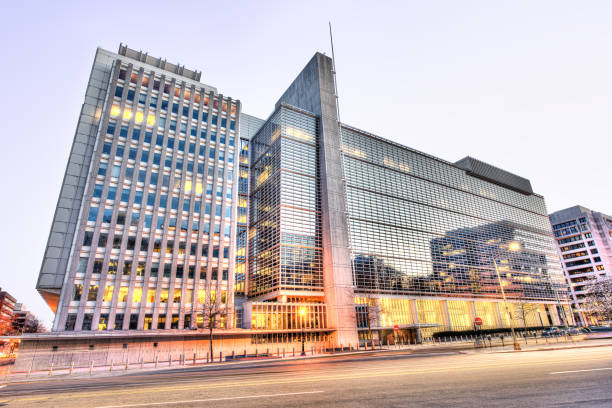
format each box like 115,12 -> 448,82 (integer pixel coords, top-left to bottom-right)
393,325 -> 399,332
474,317 -> 483,326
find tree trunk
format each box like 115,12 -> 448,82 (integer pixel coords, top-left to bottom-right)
209,326 -> 213,360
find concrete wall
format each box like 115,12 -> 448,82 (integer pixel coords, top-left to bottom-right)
276,53 -> 358,347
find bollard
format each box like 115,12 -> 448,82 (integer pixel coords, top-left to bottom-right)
110,360 -> 113,372
219,351 -> 222,362
89,361 -> 93,376
27,363 -> 32,379
155,356 -> 158,368
266,348 -> 269,356
48,362 -> 54,377
232,350 -> 235,360
277,348 -> 279,358
255,348 -> 258,358
311,346 -> 314,355
169,355 -> 172,366
243,349 -> 247,358
125,358 -> 129,370
206,352 -> 209,363
193,353 -> 197,365
141,358 -> 144,369
292,347 -> 295,357
69,361 -> 74,376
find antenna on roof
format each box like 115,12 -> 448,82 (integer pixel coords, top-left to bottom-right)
329,22 -> 341,125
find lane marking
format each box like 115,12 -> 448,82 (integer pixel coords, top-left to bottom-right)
550,367 -> 612,375
94,390 -> 325,408
7,352 -> 612,403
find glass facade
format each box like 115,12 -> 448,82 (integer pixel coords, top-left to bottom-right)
340,125 -> 566,303
41,47 -> 572,344
248,106 -> 323,298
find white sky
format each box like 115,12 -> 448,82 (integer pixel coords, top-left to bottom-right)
1,0 -> 610,327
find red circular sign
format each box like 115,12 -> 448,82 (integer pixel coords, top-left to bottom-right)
474,317 -> 483,326
393,325 -> 399,331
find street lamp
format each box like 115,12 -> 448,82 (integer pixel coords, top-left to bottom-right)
299,307 -> 307,356
493,240 -> 522,351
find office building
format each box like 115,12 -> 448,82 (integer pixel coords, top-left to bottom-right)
19,46 -> 572,369
549,206 -> 612,325
0,289 -> 16,336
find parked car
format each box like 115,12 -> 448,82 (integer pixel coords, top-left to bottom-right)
541,327 -> 562,337
566,328 -> 581,335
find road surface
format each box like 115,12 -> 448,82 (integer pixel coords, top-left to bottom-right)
1,345 -> 611,407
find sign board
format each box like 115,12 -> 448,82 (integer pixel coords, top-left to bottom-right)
393,325 -> 399,332
474,317 -> 483,326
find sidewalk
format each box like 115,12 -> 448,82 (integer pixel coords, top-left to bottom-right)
4,336 -> 611,384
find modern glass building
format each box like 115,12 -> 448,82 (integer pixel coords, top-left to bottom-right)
549,206 -> 612,325
35,45 -> 572,350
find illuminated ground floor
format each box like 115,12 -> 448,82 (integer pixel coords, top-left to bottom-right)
355,296 -> 575,341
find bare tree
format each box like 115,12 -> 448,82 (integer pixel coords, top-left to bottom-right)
200,291 -> 227,360
359,294 -> 380,349
582,278 -> 612,324
517,303 -> 540,328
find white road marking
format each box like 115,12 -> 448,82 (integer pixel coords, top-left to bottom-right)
95,390 -> 325,408
550,367 -> 612,375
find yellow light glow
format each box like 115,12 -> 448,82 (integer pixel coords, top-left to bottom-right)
135,111 -> 144,124
196,182 -> 203,195
110,105 -> 121,117
508,241 -> 521,252
299,307 -> 307,316
123,108 -> 133,120
146,114 -> 155,126
184,180 -> 192,193
285,126 -> 313,141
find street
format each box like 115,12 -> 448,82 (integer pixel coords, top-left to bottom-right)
1,345 -> 611,407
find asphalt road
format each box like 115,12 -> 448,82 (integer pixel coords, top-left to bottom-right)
1,346 -> 611,407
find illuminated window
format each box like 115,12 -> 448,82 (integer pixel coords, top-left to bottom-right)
87,284 -> 98,301
160,289 -> 168,303
118,287 -> 129,302
146,289 -> 155,303
103,285 -> 114,302
123,108 -> 133,121
132,287 -> 142,304
110,105 -> 121,117
135,111 -> 144,124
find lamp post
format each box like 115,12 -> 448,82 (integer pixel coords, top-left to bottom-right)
299,307 -> 307,356
493,241 -> 522,351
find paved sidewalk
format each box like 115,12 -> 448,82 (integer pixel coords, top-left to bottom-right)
4,336 -> 610,384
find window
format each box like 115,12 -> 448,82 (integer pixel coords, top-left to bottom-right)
72,284 -> 83,301
98,162 -> 107,176
87,284 -> 98,301
82,231 -> 93,246
115,86 -> 123,98
123,261 -> 132,275
103,285 -> 114,302
111,165 -> 121,178
88,207 -> 98,222
121,188 -> 130,202
93,259 -> 103,274
92,183 -> 104,199
134,190 -> 143,204
118,287 -> 129,302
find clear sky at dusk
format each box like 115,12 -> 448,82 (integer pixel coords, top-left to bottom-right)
1,1 -> 610,327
